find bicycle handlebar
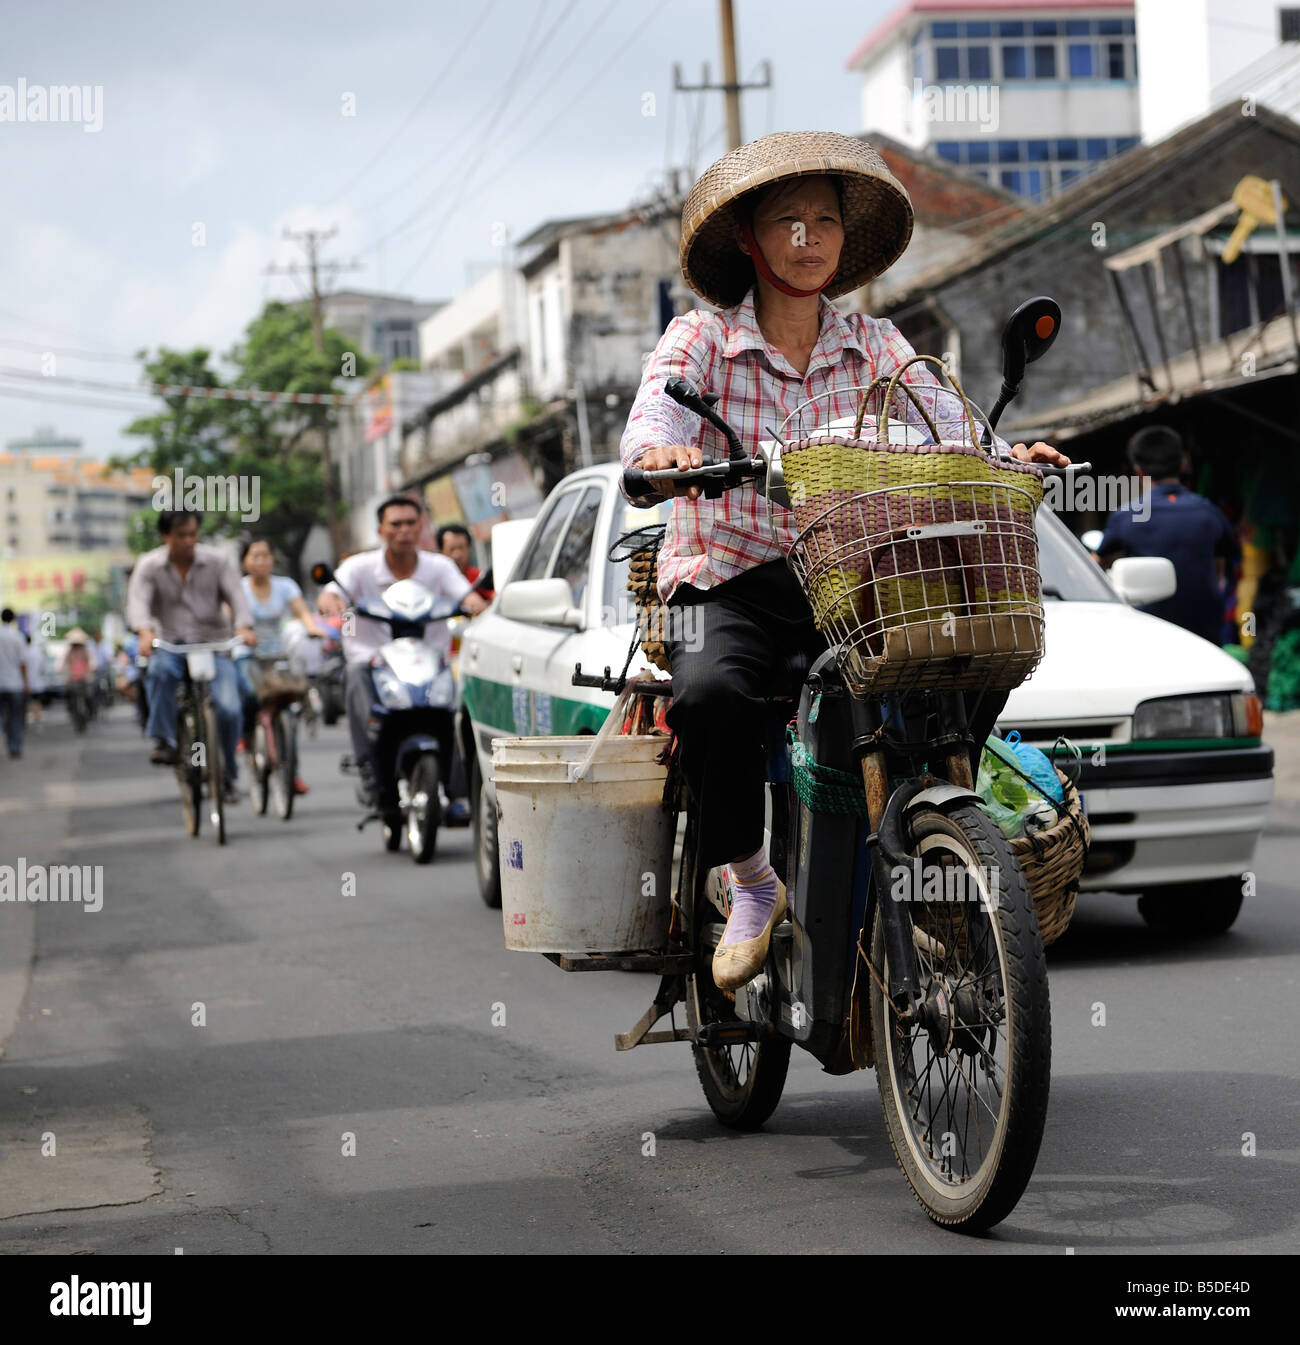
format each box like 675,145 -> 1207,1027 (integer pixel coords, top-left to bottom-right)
152,637 -> 248,655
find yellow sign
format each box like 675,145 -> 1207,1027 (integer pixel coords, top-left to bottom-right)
0,552 -> 120,605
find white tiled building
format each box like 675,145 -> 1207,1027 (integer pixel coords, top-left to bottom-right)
849,1 -> 1142,200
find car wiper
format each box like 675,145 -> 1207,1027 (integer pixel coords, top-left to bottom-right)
1041,585 -> 1067,600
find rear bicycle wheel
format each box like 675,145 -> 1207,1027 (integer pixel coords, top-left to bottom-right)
869,802 -> 1051,1232
201,698 -> 226,846
682,814 -> 791,1129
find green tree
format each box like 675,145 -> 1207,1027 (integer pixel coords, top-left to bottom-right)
116,302 -> 371,581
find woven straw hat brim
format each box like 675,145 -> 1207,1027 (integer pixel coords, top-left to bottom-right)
680,131 -> 914,308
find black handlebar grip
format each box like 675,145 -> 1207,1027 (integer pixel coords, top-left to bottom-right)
623,467 -> 651,497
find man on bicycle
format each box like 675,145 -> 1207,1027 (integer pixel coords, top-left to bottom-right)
127,509 -> 255,801
620,132 -> 1068,992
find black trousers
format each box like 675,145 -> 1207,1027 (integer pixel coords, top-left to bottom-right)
663,560 -> 1007,871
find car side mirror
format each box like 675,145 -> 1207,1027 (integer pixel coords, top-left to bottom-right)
1110,556 -> 1177,606
497,578 -> 584,629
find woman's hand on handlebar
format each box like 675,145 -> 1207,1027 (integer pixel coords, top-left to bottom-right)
1010,441 -> 1070,468
636,445 -> 705,499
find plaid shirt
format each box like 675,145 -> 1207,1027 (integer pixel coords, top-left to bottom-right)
620,287 -> 1008,603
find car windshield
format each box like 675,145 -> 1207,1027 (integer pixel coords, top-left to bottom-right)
1037,507 -> 1118,602
604,496 -> 673,623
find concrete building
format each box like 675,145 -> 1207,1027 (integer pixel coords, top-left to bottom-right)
849,0 -> 1141,201
319,289 -> 444,366
1137,0 -> 1300,142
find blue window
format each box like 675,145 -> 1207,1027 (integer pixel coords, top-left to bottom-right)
1098,18 -> 1125,34
997,21 -> 1025,37
1106,42 -> 1126,78
1000,170 -> 1024,193
1032,20 -> 1060,35
966,140 -> 991,164
1024,169 -> 1045,198
997,139 -> 1022,162
1084,138 -> 1110,159
967,45 -> 991,79
1002,45 -> 1027,77
1033,44 -> 1057,77
931,21 -> 959,38
1065,19 -> 1092,36
1026,139 -> 1051,161
935,46 -> 960,79
964,21 -> 991,37
1056,137 -> 1079,160
935,141 -> 963,163
1069,43 -> 1094,77
1122,17 -> 1135,33
1060,167 -> 1082,188
1115,136 -> 1140,152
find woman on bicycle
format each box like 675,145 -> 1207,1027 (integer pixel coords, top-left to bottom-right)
236,539 -> 329,795
619,131 -> 1068,993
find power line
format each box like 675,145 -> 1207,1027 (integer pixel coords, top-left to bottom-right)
394,0 -> 672,290
321,0 -> 501,208
356,0 -> 572,258
0,336 -> 140,365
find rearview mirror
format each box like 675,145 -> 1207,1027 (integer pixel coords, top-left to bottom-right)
1000,296 -> 1062,389
310,562 -> 334,585
1110,556 -> 1177,606
497,578 -> 584,629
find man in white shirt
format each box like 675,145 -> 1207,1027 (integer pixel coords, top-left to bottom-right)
0,608 -> 30,758
323,495 -> 487,802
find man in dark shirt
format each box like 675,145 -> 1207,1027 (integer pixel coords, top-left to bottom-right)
1099,426 -> 1238,644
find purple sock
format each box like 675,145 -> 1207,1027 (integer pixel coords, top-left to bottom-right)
720,848 -> 780,946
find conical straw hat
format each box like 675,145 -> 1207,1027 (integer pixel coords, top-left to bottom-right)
680,131 -> 913,308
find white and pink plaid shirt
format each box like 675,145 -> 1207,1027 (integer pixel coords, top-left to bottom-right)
620,287 -> 1007,604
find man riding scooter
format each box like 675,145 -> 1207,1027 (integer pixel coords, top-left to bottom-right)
322,495 -> 488,812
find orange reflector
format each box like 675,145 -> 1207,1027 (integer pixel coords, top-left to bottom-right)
1035,315 -> 1056,338
1245,693 -> 1263,737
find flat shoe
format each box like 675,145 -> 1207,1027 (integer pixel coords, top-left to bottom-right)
713,884 -> 788,992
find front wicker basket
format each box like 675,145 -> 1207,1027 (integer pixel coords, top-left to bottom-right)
1011,768 -> 1090,947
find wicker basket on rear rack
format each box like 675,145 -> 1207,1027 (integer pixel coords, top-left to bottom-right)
780,356 -> 1046,697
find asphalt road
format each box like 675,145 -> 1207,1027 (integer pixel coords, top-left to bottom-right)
1,704 -> 1297,1255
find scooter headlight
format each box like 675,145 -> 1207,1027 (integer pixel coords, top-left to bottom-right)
373,666 -> 412,709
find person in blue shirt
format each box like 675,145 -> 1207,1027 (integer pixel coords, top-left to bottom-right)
1099,425 -> 1239,644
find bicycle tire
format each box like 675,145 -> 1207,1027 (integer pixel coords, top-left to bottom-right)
176,702 -> 201,838
869,802 -> 1051,1232
202,698 -> 226,846
271,712 -> 295,820
251,719 -> 271,815
682,814 -> 791,1130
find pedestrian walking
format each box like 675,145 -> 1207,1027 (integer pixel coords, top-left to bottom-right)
24,634 -> 45,731
0,608 -> 30,758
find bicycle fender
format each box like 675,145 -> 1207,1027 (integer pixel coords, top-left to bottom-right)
904,784 -> 982,817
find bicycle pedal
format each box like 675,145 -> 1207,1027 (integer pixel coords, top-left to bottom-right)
694,1020 -> 761,1047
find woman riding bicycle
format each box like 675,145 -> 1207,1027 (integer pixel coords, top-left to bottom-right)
235,539 -> 329,796
619,131 -> 1068,994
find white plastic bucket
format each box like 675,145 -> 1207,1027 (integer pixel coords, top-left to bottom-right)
492,735 -> 676,953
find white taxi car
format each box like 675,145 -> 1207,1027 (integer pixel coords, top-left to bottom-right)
458,463 -> 1273,933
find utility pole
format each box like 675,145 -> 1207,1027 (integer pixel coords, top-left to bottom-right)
674,1 -> 770,153
265,228 -> 362,559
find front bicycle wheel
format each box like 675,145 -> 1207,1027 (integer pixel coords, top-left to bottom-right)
250,718 -> 271,815
682,816 -> 791,1130
270,711 -> 296,820
870,802 -> 1050,1232
201,698 -> 226,846
176,703 -> 201,838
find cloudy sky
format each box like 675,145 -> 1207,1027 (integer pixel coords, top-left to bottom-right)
1,0 -> 894,460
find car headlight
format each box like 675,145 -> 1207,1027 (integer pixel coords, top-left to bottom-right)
372,666 -> 412,709
1132,693 -> 1256,741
